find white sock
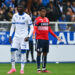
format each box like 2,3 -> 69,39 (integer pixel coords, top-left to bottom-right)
11,52 -> 15,69
21,53 -> 26,70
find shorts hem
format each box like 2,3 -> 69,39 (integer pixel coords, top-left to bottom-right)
11,48 -> 18,52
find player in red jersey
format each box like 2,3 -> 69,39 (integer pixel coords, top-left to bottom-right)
33,7 -> 61,73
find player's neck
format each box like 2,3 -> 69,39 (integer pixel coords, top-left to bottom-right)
18,12 -> 24,15
40,16 -> 45,18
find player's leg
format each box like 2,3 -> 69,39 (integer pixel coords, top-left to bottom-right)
7,50 -> 17,74
42,52 -> 50,73
16,49 -> 21,62
42,52 -> 47,71
42,40 -> 50,73
8,37 -> 19,74
20,50 -> 26,74
11,49 -> 17,69
37,52 -> 41,72
20,40 -> 29,74
36,39 -> 43,73
26,50 -> 30,62
30,40 -> 36,62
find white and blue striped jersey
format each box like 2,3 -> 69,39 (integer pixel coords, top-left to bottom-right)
10,12 -> 33,38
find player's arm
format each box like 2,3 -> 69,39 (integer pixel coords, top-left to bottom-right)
33,25 -> 37,39
9,16 -> 15,43
49,26 -> 61,41
25,16 -> 34,41
32,19 -> 38,39
29,25 -> 34,37
48,19 -> 61,41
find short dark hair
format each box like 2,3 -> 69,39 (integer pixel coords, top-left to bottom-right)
17,4 -> 24,9
39,7 -> 46,11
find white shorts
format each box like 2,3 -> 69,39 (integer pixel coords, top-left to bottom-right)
11,37 -> 29,50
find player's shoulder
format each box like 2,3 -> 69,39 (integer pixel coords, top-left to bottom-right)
36,16 -> 41,19
45,17 -> 49,20
45,17 -> 49,22
34,17 -> 41,24
24,13 -> 31,18
35,16 -> 41,20
12,13 -> 18,18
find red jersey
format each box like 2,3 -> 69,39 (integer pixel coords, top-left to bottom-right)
33,16 -> 56,40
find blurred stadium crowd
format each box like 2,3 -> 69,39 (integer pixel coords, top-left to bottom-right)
0,0 -> 75,22
0,0 -> 75,32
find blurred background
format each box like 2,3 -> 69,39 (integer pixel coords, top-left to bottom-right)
0,0 -> 75,32
0,0 -> 75,21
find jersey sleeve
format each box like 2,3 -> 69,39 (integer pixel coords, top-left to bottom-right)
33,25 -> 37,35
34,18 -> 39,26
49,26 -> 56,37
48,18 -> 50,25
33,18 -> 38,35
48,18 -> 56,37
12,15 -> 15,24
27,15 -> 34,37
9,15 -> 15,36
27,16 -> 33,26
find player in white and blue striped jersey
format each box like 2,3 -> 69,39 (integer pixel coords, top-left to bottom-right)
7,4 -> 33,74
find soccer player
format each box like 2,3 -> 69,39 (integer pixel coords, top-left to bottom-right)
26,35 -> 36,63
7,4 -> 33,74
33,7 -> 61,73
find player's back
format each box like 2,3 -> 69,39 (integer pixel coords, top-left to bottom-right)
12,13 -> 32,38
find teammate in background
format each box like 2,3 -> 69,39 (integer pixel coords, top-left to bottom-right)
7,4 -> 33,74
33,7 -> 61,73
26,30 -> 36,63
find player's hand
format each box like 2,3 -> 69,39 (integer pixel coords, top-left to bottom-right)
9,36 -> 12,43
33,34 -> 35,39
56,36 -> 62,42
24,37 -> 29,41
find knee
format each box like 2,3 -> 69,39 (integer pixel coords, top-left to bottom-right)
37,52 -> 41,56
43,52 -> 47,56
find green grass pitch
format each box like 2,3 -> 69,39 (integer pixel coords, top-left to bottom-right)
0,63 -> 75,75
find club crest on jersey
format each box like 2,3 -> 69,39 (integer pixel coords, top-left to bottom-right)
22,17 -> 25,20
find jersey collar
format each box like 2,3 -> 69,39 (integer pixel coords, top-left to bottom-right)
18,12 -> 25,16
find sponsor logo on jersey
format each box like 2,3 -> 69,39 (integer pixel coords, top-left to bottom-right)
38,26 -> 48,30
41,23 -> 48,26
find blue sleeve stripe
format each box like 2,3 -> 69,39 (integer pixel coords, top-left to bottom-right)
21,49 -> 29,50
28,24 -> 33,25
12,22 -> 15,24
12,22 -> 25,24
